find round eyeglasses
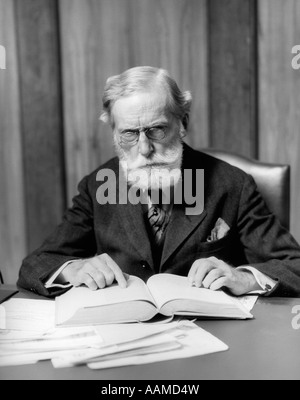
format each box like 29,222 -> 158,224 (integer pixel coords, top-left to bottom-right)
118,126 -> 168,147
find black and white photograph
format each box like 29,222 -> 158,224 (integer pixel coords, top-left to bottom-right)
0,0 -> 300,383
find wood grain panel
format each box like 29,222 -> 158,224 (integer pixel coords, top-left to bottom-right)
208,0 -> 257,157
0,0 -> 27,284
258,0 -> 300,242
59,0 -> 130,203
15,0 -> 66,252
59,0 -> 208,202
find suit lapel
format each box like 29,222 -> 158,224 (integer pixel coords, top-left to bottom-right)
160,143 -> 208,268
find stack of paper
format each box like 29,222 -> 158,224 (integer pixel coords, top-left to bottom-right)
0,319 -> 229,369
0,297 -> 104,367
0,298 -> 55,332
0,327 -> 104,367
51,320 -> 229,369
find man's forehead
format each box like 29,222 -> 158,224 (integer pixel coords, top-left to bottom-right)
111,90 -> 169,127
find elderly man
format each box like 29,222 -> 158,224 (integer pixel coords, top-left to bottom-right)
18,66 -> 300,298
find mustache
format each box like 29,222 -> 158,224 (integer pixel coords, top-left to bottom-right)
114,134 -> 183,171
134,159 -> 176,169
126,147 -> 182,170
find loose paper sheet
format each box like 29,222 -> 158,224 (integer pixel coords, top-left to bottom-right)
236,295 -> 258,311
87,321 -> 229,370
0,326 -> 103,367
0,305 -> 5,329
1,298 -> 55,332
50,321 -> 228,369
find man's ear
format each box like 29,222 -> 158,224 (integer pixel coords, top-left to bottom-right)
182,113 -> 189,130
99,111 -> 109,123
179,121 -> 187,138
99,111 -> 115,129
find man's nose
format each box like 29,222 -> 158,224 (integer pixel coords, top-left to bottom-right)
138,132 -> 154,157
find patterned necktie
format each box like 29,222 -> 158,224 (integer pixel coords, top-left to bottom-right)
147,204 -> 170,246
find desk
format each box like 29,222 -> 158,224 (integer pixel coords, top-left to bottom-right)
0,291 -> 300,380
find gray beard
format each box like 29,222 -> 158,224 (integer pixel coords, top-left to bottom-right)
114,137 -> 183,192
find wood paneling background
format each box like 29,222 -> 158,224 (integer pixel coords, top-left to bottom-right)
0,0 -> 300,283
258,0 -> 300,248
0,0 -> 26,285
208,0 -> 258,157
15,0 -> 66,252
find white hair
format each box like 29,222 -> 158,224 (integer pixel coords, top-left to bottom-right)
100,66 -> 192,129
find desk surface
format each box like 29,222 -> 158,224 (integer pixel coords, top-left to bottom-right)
1,291 -> 300,380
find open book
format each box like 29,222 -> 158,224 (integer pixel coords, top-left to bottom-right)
56,274 -> 253,326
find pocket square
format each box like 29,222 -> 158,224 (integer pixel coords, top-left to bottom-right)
207,218 -> 230,242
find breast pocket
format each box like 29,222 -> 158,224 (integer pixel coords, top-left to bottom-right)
194,231 -> 235,263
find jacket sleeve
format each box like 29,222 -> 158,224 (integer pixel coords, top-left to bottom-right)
17,175 -> 97,298
237,174 -> 300,297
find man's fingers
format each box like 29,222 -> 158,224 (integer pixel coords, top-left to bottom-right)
189,258 -> 217,288
188,260 -> 201,283
209,277 -> 227,291
193,261 -> 216,287
89,258 -> 115,287
102,254 -> 127,288
81,262 -> 104,289
70,254 -> 127,290
81,273 -> 98,291
202,268 -> 224,289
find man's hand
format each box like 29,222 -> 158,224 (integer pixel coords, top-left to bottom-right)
61,253 -> 127,290
188,256 -> 260,296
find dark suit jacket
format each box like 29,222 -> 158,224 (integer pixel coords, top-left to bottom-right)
18,144 -> 300,297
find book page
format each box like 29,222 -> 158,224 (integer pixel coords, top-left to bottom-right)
146,274 -> 251,318
147,274 -> 235,309
56,275 -> 156,325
